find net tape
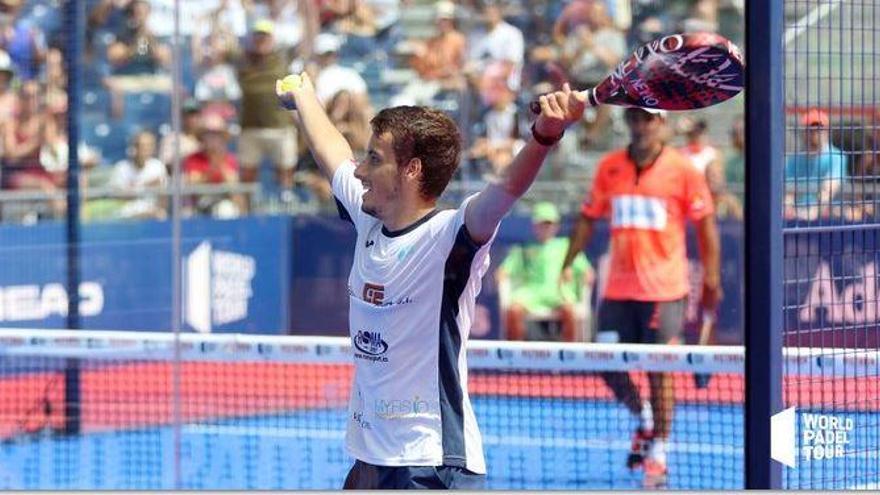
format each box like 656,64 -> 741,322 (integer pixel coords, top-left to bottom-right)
1,329 -> 876,376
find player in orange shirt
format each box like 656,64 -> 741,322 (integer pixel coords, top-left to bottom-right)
560,107 -> 721,488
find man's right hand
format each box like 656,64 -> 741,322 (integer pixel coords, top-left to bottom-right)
275,72 -> 316,111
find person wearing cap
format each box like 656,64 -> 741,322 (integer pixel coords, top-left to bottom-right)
236,19 -> 299,199
103,0 -> 172,117
560,106 -> 721,488
678,117 -> 742,220
784,108 -> 848,220
388,0 -> 466,107
312,32 -> 369,108
0,49 -> 15,121
496,202 -> 593,342
183,113 -> 245,217
158,99 -> 203,167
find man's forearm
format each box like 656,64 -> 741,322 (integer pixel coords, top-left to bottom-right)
495,138 -> 554,198
696,216 -> 721,287
291,87 -> 353,180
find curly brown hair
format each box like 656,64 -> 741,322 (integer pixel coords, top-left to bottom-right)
370,106 -> 462,200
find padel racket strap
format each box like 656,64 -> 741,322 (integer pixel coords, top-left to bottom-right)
530,123 -> 564,146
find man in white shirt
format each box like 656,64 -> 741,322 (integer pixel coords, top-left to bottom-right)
312,33 -> 369,108
467,2 -> 524,94
108,130 -> 169,219
277,71 -> 585,489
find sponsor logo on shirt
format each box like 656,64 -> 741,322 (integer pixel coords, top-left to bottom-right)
352,411 -> 372,429
353,330 -> 389,362
363,282 -> 385,305
610,195 -> 668,230
374,395 -> 437,420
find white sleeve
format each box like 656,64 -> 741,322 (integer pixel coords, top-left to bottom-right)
331,159 -> 368,231
439,193 -> 500,254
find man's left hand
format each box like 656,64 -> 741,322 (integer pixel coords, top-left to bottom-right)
534,83 -> 587,138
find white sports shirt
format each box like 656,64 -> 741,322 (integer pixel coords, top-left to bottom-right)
332,161 -> 492,474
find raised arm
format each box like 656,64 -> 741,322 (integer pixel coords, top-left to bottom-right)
276,73 -> 354,180
465,84 -> 586,244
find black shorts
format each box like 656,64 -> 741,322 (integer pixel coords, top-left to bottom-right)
343,459 -> 486,490
595,298 -> 687,345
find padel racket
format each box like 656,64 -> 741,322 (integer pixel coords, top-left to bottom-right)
529,32 -> 744,114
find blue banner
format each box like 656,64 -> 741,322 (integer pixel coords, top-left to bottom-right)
0,217 -> 291,334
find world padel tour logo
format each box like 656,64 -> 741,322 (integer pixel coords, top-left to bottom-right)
353,330 -> 389,362
184,241 -> 256,333
771,407 -> 855,468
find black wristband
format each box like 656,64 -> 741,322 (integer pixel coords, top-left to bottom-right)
531,123 -> 564,146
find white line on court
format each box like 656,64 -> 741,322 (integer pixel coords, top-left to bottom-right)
180,424 -> 742,456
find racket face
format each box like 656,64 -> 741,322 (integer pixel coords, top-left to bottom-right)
598,32 -> 744,111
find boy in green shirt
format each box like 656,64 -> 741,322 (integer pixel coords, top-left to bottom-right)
497,202 -> 593,341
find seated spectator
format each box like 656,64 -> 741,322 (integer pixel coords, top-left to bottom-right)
327,90 -> 371,154
681,0 -> 719,33
0,49 -> 15,121
39,90 -> 70,184
104,0 -> 172,116
784,109 -> 848,220
293,88 -> 370,208
559,2 -> 624,145
724,116 -> 745,201
364,0 -> 400,37
0,1 -> 47,81
848,128 -> 880,221
192,26 -> 241,121
244,0 -> 318,55
312,33 -> 369,108
2,81 -> 64,217
678,117 -> 722,175
468,85 -> 523,177
331,0 -> 377,58
497,202 -> 594,342
391,1 -> 465,106
552,0 -> 594,46
107,130 -> 169,219
467,1 -> 525,105
158,98 -> 203,167
678,117 -> 741,220
183,113 -> 244,217
43,47 -> 67,114
236,19 -> 298,198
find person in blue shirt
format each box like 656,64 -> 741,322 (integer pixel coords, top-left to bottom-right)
784,109 -> 848,220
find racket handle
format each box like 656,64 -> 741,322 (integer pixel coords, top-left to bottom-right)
528,89 -> 597,115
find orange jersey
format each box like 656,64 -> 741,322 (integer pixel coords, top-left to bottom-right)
581,147 -> 714,301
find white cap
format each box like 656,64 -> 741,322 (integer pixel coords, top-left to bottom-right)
435,1 -> 456,19
626,106 -> 667,118
314,33 -> 342,55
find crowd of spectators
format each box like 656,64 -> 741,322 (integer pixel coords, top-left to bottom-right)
0,0 -> 872,225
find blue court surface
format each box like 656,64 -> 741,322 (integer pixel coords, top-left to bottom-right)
1,396 -> 876,490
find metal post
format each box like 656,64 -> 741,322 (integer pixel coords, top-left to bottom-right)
745,0 -> 784,488
63,0 -> 85,436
